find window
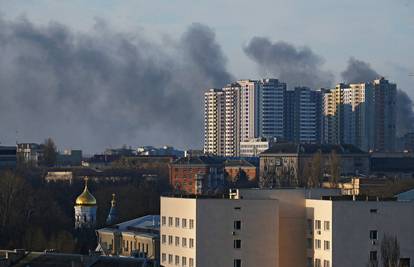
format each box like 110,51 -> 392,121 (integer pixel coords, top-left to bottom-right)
168,235 -> 173,245
234,239 -> 241,249
189,219 -> 194,229
234,259 -> 242,267
370,209 -> 378,213
175,236 -> 180,246
162,235 -> 166,244
162,216 -> 166,226
168,217 -> 173,226
234,221 -> 241,230
189,238 -> 194,248
307,257 -> 313,267
315,258 -> 321,267
323,260 -> 330,267
234,207 -> 241,210
182,237 -> 187,247
182,218 -> 187,228
182,256 -> 187,266
370,251 -> 377,261
324,240 -> 330,250
175,255 -> 180,265
315,239 -> 321,249
306,238 -> 313,249
315,220 -> 321,230
370,230 -> 378,240
175,217 -> 180,227
324,221 -> 330,231
169,254 -> 173,264
189,258 -> 194,267
307,219 -> 313,233
162,253 -> 166,262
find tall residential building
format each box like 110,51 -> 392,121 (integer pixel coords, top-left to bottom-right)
223,83 -> 242,157
258,79 -> 286,139
204,89 -> 225,155
238,80 -> 260,141
373,77 -> 397,152
286,87 -> 322,144
322,79 -> 394,152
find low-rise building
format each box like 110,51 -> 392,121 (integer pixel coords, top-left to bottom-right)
239,137 -> 277,157
57,149 -> 82,166
259,143 -> 369,187
370,152 -> 414,178
16,143 -> 43,166
96,215 -> 160,262
0,146 -> 17,169
169,156 -> 226,195
224,159 -> 257,182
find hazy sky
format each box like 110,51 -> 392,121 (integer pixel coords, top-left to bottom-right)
0,0 -> 413,152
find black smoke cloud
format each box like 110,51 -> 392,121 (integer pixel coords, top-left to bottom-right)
341,57 -> 380,83
243,37 -> 334,89
0,18 -> 233,152
341,58 -> 414,137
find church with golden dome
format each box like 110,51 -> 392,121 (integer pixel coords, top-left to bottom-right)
74,177 -> 97,229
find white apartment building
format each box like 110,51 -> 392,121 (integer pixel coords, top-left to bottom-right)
239,137 -> 277,157
238,80 -> 260,142
160,196 -> 278,267
161,189 -> 414,267
204,89 -> 224,155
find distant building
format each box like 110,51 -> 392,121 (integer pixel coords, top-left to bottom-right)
322,78 -> 396,152
169,156 -> 225,195
370,152 -> 414,178
57,149 -> 82,167
96,215 -> 160,261
259,143 -> 369,187
285,87 -> 322,144
0,146 -> 17,169
137,146 -> 184,157
239,137 -> 278,157
45,171 -> 74,183
16,143 -> 43,166
224,159 -> 257,182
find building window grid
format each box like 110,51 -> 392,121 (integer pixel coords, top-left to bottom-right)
182,237 -> 187,247
175,236 -> 180,246
175,217 -> 180,227
189,238 -> 194,248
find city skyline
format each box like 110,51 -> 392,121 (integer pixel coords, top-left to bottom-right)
0,1 -> 413,153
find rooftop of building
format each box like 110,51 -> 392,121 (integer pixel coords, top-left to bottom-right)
261,143 -> 367,155
0,250 -> 150,267
224,159 -> 256,168
171,156 -> 225,166
97,215 -> 160,234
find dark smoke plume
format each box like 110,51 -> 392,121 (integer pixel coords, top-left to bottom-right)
341,58 -> 414,137
0,18 -> 233,152
243,37 -> 334,89
341,57 -> 380,83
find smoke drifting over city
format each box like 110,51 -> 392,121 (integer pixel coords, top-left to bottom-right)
0,18 -> 232,152
243,37 -> 334,89
0,17 -> 412,151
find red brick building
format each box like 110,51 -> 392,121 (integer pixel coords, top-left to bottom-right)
169,156 -> 225,195
224,159 -> 257,182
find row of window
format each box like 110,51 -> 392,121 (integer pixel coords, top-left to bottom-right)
162,216 -> 195,229
308,219 -> 330,233
161,254 -> 194,267
123,240 -> 149,253
309,239 -> 330,250
162,235 -> 195,248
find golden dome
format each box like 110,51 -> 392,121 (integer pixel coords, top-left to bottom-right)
75,177 -> 97,206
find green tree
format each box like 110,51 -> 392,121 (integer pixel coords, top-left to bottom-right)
43,137 -> 58,167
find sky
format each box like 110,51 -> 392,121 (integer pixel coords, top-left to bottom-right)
0,0 -> 413,153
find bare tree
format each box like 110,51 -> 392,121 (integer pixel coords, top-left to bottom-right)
309,151 -> 322,188
42,137 -> 58,167
328,150 -> 341,187
381,234 -> 400,267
